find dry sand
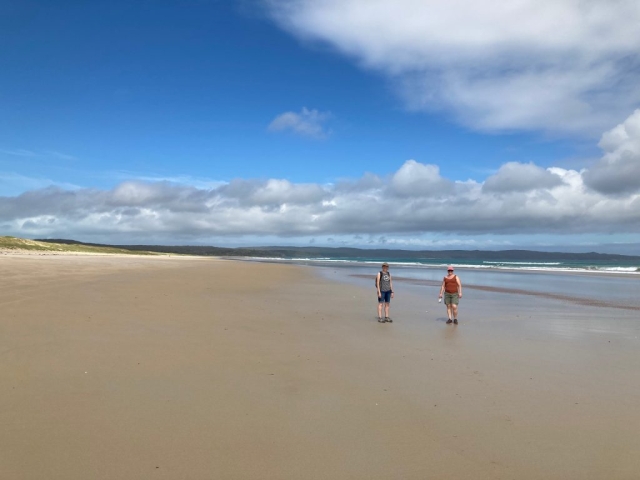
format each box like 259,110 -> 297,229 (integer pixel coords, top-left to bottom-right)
1,254 -> 639,479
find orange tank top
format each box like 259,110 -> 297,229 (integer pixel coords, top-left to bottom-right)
444,275 -> 458,293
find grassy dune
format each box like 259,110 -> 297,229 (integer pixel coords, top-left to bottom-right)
0,236 -> 154,255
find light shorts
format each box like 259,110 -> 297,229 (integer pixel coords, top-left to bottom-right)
378,290 -> 392,303
444,292 -> 459,305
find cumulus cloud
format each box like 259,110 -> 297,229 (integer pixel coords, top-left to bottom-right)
483,162 -> 565,193
218,178 -> 328,207
583,109 -> 640,194
2,158 -> 639,242
390,160 -> 453,197
268,107 -> 331,138
265,0 -> 640,135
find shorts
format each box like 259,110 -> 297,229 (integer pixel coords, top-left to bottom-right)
444,292 -> 459,305
378,290 -> 392,303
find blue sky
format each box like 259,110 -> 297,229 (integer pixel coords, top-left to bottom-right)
1,0 -> 640,252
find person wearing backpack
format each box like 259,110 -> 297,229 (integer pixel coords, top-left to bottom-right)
375,262 -> 394,323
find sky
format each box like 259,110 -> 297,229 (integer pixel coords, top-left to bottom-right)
1,0 -> 640,253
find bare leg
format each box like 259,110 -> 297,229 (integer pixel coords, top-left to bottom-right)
385,302 -> 390,318
377,301 -> 383,319
452,304 -> 458,319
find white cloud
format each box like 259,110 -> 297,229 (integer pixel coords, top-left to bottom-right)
3,111 -> 639,243
390,160 -> 453,197
483,162 -> 564,193
583,109 -> 640,194
265,0 -> 640,135
2,156 -> 639,243
268,107 -> 331,138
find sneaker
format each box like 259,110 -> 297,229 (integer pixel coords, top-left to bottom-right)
378,318 -> 385,323
453,319 -> 458,325
385,317 -> 393,323
446,319 -> 453,324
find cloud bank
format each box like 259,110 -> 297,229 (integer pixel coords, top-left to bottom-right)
2,111 -> 639,243
265,0 -> 640,135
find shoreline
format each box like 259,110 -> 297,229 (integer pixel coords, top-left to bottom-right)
351,274 -> 640,311
237,256 -> 640,277
3,249 -> 638,276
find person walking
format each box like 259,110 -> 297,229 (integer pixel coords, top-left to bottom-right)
376,262 -> 394,323
439,265 -> 462,324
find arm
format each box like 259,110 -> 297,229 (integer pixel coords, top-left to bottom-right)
390,275 -> 394,298
439,278 -> 445,297
457,276 -> 462,298
376,273 -> 381,297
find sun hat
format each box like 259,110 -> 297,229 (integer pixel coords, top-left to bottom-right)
382,262 -> 389,267
447,265 -> 454,271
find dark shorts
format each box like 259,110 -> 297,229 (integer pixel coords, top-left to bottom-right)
444,292 -> 459,305
378,290 -> 392,303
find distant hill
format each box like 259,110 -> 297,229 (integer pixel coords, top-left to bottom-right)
0,236 -> 155,255
34,238 -> 640,263
37,239 -> 259,257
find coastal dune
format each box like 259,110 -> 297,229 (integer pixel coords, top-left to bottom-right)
1,255 -> 639,479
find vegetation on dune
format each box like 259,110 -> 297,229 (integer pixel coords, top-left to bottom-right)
38,239 -> 272,257
0,236 -> 155,255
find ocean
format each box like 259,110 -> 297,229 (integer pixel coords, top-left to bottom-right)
246,254 -> 640,311
249,255 -> 640,274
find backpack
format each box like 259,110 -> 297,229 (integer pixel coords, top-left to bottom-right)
374,271 -> 383,288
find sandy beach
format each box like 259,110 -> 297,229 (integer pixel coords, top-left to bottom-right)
1,254 -> 639,479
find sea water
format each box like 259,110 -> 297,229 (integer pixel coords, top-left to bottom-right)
247,256 -> 640,309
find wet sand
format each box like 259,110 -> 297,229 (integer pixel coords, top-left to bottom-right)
1,254 -> 639,479
352,273 -> 640,311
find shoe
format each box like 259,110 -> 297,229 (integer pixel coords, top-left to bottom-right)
446,319 -> 453,324
453,319 -> 458,325
385,317 -> 393,323
378,318 -> 385,323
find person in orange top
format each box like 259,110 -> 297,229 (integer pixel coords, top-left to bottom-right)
438,265 -> 462,325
